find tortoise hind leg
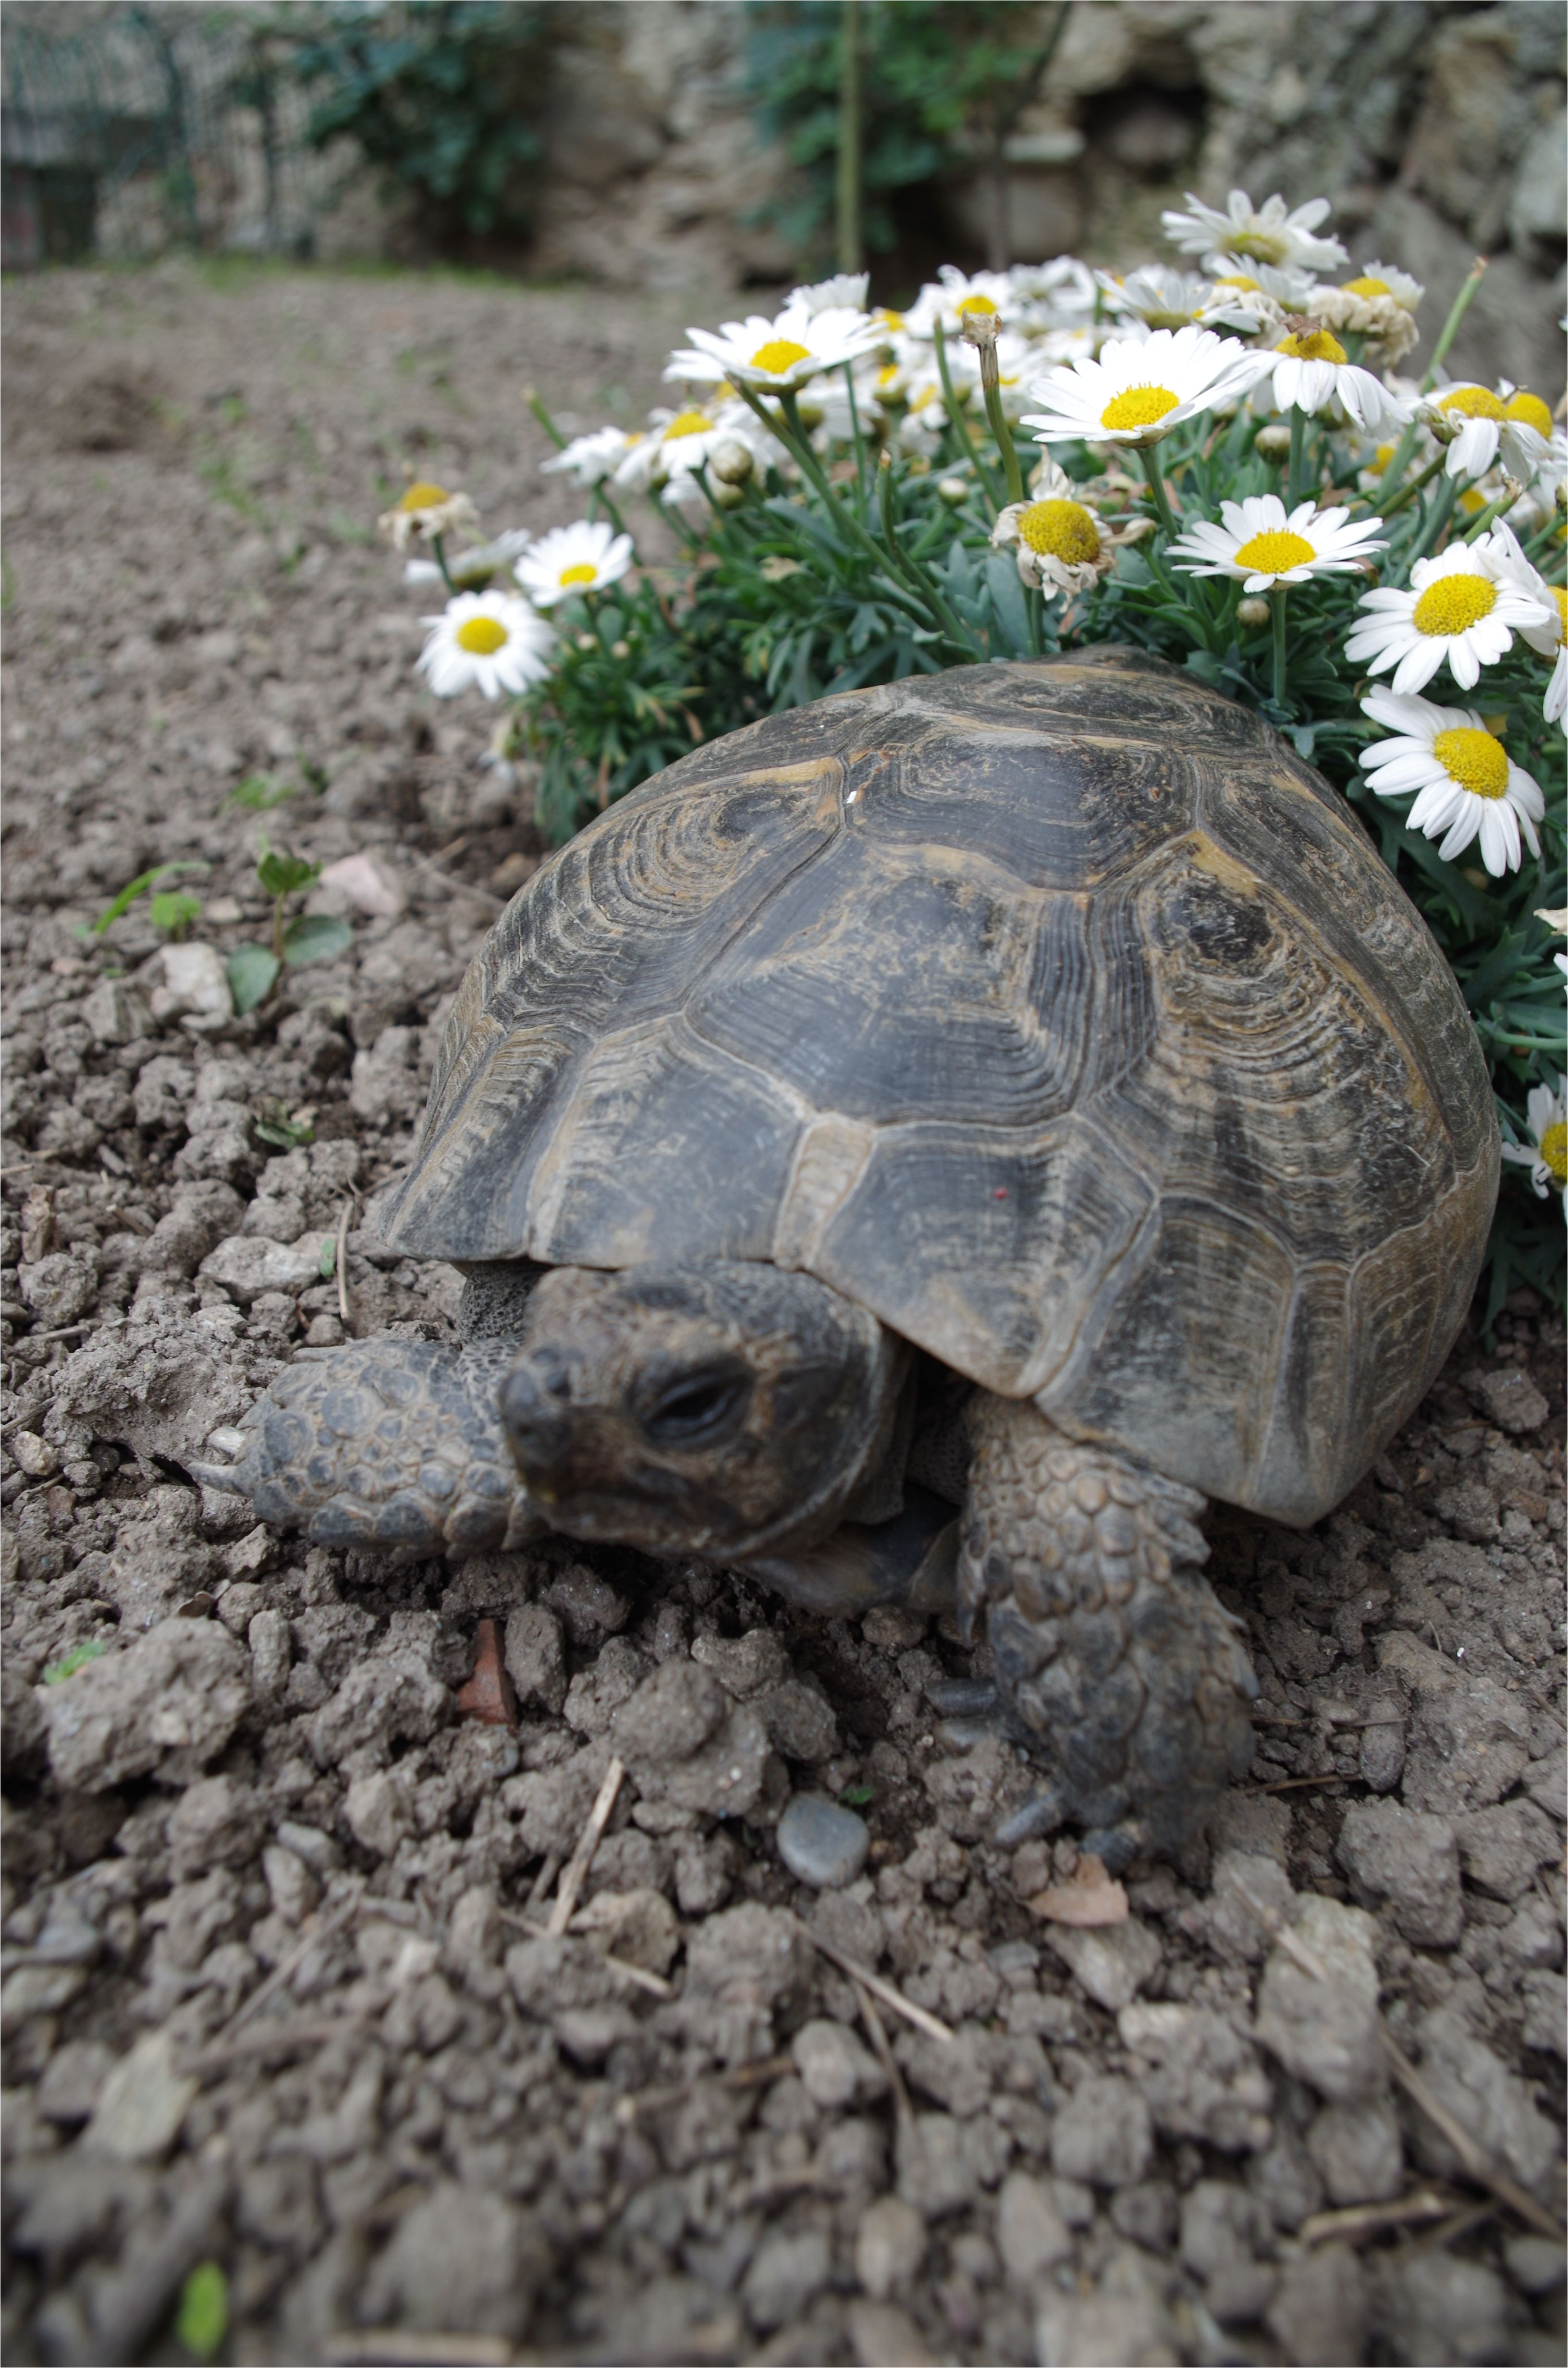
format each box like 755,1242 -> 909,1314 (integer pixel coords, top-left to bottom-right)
192,1337 -> 538,1554
960,1395 -> 1257,1872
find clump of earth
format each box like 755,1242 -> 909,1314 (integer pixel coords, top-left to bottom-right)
2,264 -> 1563,2368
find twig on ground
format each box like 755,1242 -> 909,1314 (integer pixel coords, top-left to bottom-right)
547,1755 -> 624,1936
335,1191 -> 357,1326
212,1895 -> 357,2044
1300,2190 -> 1455,2246
524,1853 -> 561,1912
613,2053 -> 794,2122
183,2013 -> 368,2077
807,1931 -> 954,2045
1257,1774 -> 1348,1793
497,1906 -> 671,1998
413,854 -> 504,912
853,1974 -> 914,2128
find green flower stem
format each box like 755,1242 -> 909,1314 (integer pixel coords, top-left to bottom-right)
430,533 -> 457,597
525,385 -> 568,452
1025,582 -> 1043,658
932,323 -> 1001,507
1270,586 -> 1288,705
1377,450 -> 1447,520
1461,481 -> 1523,543
1136,442 -> 1178,538
1286,408 -> 1307,507
591,483 -> 635,544
876,454 -> 985,658
841,362 -> 870,519
980,377 -> 1026,507
1422,258 -> 1488,393
1406,472 -> 1458,568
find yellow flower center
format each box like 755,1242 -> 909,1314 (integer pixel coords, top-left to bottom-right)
1413,574 -> 1498,638
455,617 -> 508,655
1342,276 -> 1392,299
1277,330 -> 1348,364
558,562 -> 598,587
749,338 -> 813,375
1432,724 -> 1509,799
1370,443 -> 1396,472
877,363 -> 903,389
1213,273 -> 1262,291
662,411 -> 711,441
1101,383 -> 1180,432
1438,385 -> 1507,420
1540,1122 -> 1568,1186
1229,227 -> 1291,265
957,295 -> 999,317
1233,529 -> 1318,574
1553,587 -> 1568,649
1017,499 -> 1101,564
1505,390 -> 1554,439
399,481 -> 450,510
875,309 -> 905,331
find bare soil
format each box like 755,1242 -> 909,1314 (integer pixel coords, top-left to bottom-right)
2,263 -> 1564,2368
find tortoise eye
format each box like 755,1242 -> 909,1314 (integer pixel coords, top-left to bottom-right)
642,1368 -> 750,1446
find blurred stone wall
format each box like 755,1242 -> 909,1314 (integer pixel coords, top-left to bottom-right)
411,0 -> 1563,395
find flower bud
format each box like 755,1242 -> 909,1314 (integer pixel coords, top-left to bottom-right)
711,480 -> 747,509
1237,595 -> 1271,628
576,632 -> 597,653
709,438 -> 754,485
937,477 -> 968,505
610,640 -> 631,661
1254,423 -> 1292,460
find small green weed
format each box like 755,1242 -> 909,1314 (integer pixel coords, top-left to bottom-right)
43,1641 -> 108,1684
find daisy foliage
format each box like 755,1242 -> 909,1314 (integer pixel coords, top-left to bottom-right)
372,197 -> 1564,1314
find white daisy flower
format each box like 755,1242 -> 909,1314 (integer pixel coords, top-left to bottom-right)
1487,521 -> 1568,733
1161,188 -> 1348,274
1097,266 -> 1216,333
788,272 -> 870,316
378,480 -> 480,552
1167,493 -> 1386,590
667,302 -> 882,393
514,519 -> 634,608
1500,1080 -> 1567,1200
416,592 -> 555,700
1021,324 -> 1258,451
1243,326 -> 1411,433
611,407 -> 726,494
541,427 -> 638,488
904,265 -> 1017,339
1006,257 -> 1099,330
1358,687 -> 1544,876
1423,382 -> 1553,481
1209,255 -> 1319,310
990,457 -> 1121,595
1345,536 -> 1555,694
404,526 -> 532,591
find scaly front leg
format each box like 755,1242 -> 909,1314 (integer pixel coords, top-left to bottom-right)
960,1394 -> 1257,1871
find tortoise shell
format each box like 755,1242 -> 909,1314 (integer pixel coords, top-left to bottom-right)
381,647 -> 1497,1526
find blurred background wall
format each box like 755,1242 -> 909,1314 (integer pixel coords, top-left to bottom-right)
3,0 -> 1563,389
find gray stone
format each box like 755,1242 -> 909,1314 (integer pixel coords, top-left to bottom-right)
1179,2179 -> 1276,2325
1522,1746 -> 1567,1825
1108,2181 -> 1178,2251
36,2038 -> 117,2124
684,1903 -> 813,2019
1041,1914 -> 1161,2010
159,942 -> 233,1024
1117,2001 -> 1273,2153
792,2017 -> 886,2110
610,1658 -> 726,1761
1205,1849 -> 1295,1963
1035,2289 -> 1175,2368
198,1232 -> 333,1303
1410,2004 -> 1559,2202
1338,1802 -> 1464,1946
743,2227 -> 830,2332
44,1620 -> 251,1792
1266,2244 -> 1369,2367
692,1628 -> 793,1698
248,1605 -> 291,1702
1464,1363 -> 1552,1436
1454,1799 -> 1560,1900
1503,2234 -> 1566,2297
1373,2248 -> 1510,2368
1360,1714 -> 1407,1793
1051,2073 -> 1153,2189
345,1769 -> 414,1859
854,2193 -> 926,2301
361,2183 -> 544,2342
846,2300 -> 933,2368
898,2023 -> 993,2119
573,1886 -> 679,1975
262,1844 -> 318,1927
1247,2121 -> 1324,2233
1306,2096 -> 1404,2205
503,1602 -> 567,1715
82,2032 -> 197,2161
777,1795 -> 870,1890
1253,1896 -> 1384,2104
995,2170 -> 1073,2287
761,1676 -> 839,1764
18,1252 -> 97,1327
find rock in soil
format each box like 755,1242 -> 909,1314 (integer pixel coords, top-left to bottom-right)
1,261 -> 1563,2368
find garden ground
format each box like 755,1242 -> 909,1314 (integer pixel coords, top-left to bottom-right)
1,262 -> 1564,2368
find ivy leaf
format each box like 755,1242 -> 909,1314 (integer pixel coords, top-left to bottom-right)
227,944 -> 281,1014
281,913 -> 353,968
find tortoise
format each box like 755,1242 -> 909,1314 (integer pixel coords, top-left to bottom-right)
200,647 -> 1498,1868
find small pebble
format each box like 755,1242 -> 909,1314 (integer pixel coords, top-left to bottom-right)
776,1794 -> 870,1889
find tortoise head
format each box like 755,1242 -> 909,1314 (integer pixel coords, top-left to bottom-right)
499,1261 -> 908,1557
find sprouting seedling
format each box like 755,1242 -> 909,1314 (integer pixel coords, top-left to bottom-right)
81,862 -> 209,941
230,771 -> 296,812
226,839 -> 354,1016
43,1640 -> 108,1684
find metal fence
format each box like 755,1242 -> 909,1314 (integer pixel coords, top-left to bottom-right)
1,2 -> 342,269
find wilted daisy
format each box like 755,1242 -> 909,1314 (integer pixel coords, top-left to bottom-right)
1167,493 -> 1385,590
1161,188 -> 1348,274
1359,687 -> 1544,876
1500,1080 -> 1567,1200
416,593 -> 555,700
1022,325 -> 1257,451
668,301 -> 882,393
1346,535 -> 1555,693
1243,324 -> 1410,433
541,427 -> 638,489
1423,381 -> 1554,481
1311,263 -> 1423,363
378,480 -> 480,552
514,519 -> 634,608
404,526 -> 532,592
991,458 -> 1119,594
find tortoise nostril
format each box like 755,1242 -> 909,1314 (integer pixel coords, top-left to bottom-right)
500,1365 -> 574,1466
